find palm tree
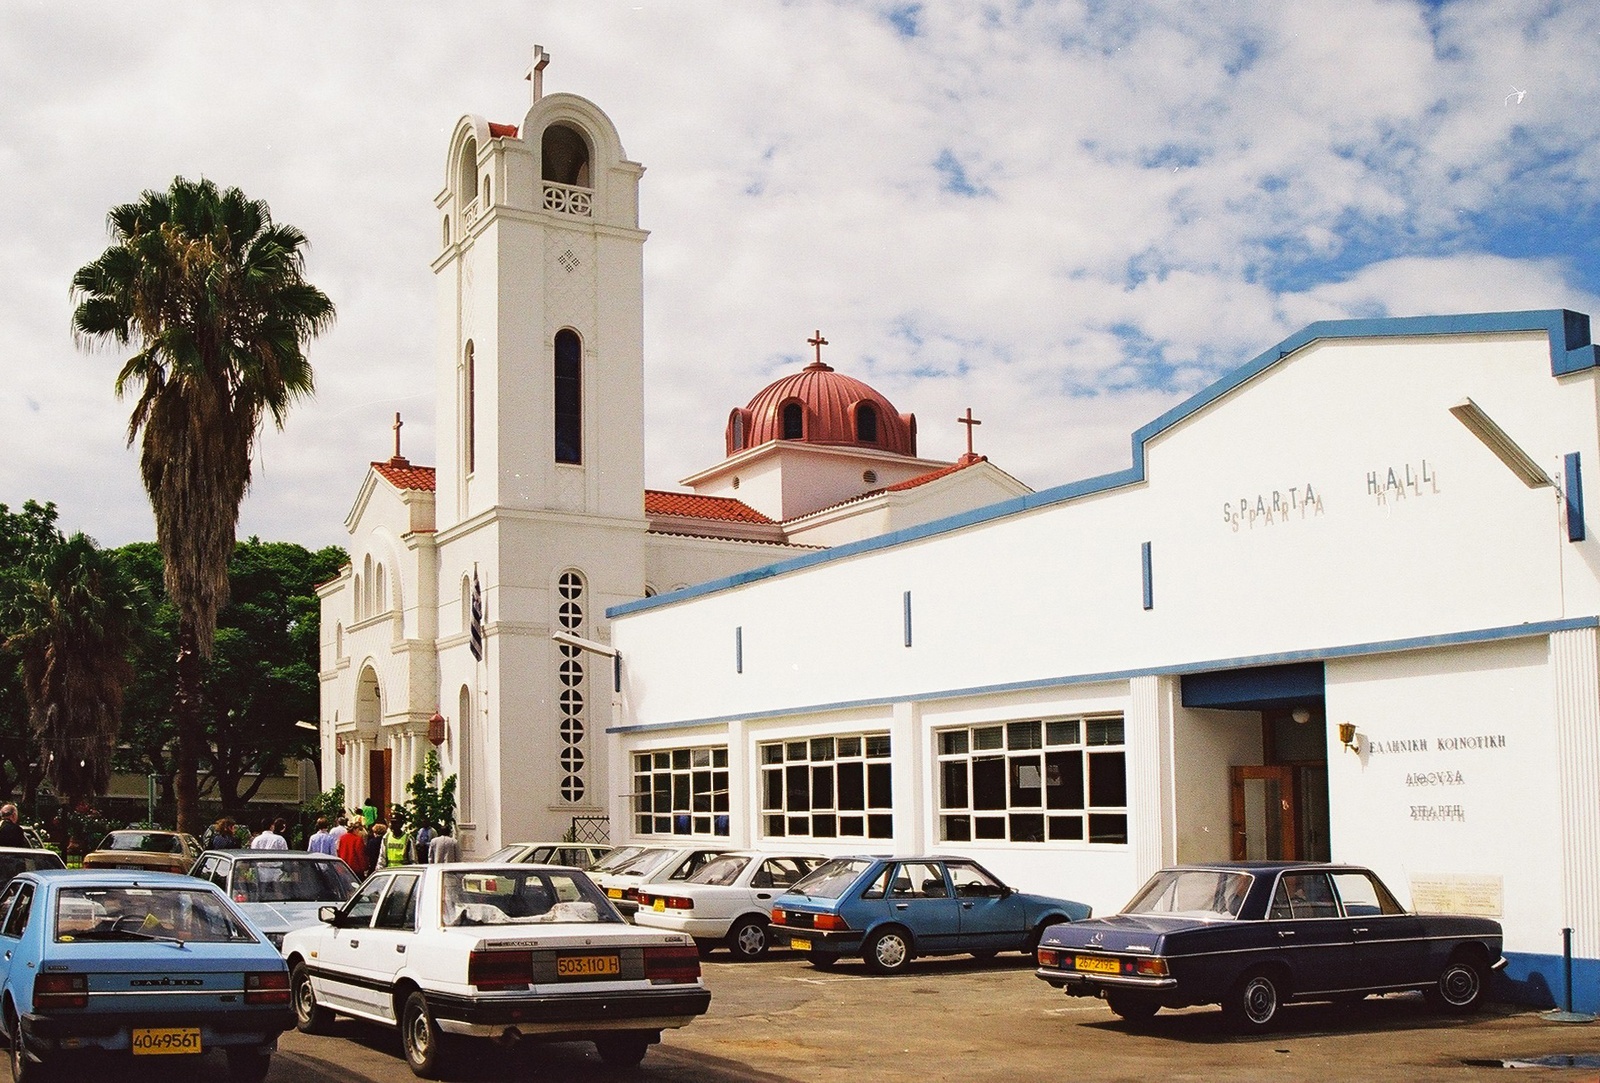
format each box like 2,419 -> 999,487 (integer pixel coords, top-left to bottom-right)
2,534 -> 141,811
70,177 -> 334,832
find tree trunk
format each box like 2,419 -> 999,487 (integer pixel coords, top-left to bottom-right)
173,622 -> 203,833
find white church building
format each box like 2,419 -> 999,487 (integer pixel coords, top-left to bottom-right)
316,62 -> 1023,854
320,59 -> 1600,1010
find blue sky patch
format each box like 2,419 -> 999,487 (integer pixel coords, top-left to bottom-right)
885,4 -> 921,38
934,149 -> 992,197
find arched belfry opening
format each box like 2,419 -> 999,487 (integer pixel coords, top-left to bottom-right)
542,124 -> 591,187
458,137 -> 480,200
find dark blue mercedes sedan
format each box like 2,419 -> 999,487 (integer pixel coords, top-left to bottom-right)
1035,862 -> 1504,1031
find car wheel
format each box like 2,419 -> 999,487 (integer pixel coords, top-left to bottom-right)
863,927 -> 913,974
8,1008 -> 48,1083
728,916 -> 770,961
292,962 -> 334,1034
1223,968 -> 1284,1031
1106,991 -> 1161,1023
226,1047 -> 273,1083
594,1031 -> 654,1068
1425,953 -> 1488,1014
400,990 -> 454,1079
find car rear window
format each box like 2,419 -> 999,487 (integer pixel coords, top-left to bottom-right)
1123,869 -> 1252,920
441,869 -> 623,927
786,858 -> 875,900
686,855 -> 751,885
99,832 -> 182,854
55,886 -> 256,943
231,859 -> 361,903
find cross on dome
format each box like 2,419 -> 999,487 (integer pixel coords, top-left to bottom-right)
806,330 -> 831,371
526,45 -> 551,103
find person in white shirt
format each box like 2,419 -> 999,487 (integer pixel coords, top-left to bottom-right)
250,818 -> 289,851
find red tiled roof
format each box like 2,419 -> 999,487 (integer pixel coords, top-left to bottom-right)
372,457 -> 436,492
645,490 -> 775,524
884,454 -> 985,492
488,122 -> 518,138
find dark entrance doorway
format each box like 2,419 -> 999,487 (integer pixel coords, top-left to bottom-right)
368,747 -> 391,821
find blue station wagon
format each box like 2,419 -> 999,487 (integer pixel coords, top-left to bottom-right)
0,869 -> 293,1081
1035,862 -> 1505,1031
770,856 -> 1092,973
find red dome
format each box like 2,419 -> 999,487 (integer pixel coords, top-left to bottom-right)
727,361 -> 917,457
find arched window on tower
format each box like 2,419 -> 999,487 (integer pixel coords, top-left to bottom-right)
458,684 -> 473,822
855,402 -> 878,444
464,341 -> 476,474
458,138 -> 479,202
729,410 -> 745,453
554,330 -> 582,464
781,401 -> 804,440
542,125 -> 591,186
374,564 -> 386,614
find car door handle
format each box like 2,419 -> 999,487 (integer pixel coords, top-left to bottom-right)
1351,927 -> 1369,935
756,894 -> 771,901
396,944 -> 406,953
349,939 -> 360,948
1277,930 -> 1296,938
895,903 -> 909,910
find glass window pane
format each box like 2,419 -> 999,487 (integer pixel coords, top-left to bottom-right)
1087,718 -> 1125,746
786,765 -> 810,812
765,815 -> 786,837
810,737 -> 835,761
788,816 -> 809,836
1046,720 -> 1080,746
838,762 -> 865,810
866,762 -> 892,807
867,814 -> 893,838
1088,813 -> 1128,844
974,726 -> 1003,751
672,749 -> 690,769
811,766 -> 835,809
1009,755 -> 1044,807
1009,813 -> 1045,842
1048,815 -> 1083,841
1046,750 -> 1084,810
1088,751 -> 1127,808
634,753 -> 651,772
865,735 -> 892,758
654,751 -> 669,769
939,729 -> 968,756
713,748 -> 728,768
692,748 -> 711,768
840,815 -> 864,837
974,817 -> 1006,840
837,737 -> 861,758
812,814 -> 836,838
942,815 -> 971,842
1007,721 -> 1041,750
761,744 -> 784,765
787,741 -> 808,761
940,761 -> 968,810
972,757 -> 1006,810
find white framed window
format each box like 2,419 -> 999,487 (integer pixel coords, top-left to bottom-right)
936,717 -> 1127,844
633,747 -> 729,836
760,733 -> 893,840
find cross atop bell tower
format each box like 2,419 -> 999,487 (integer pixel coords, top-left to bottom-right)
526,45 -> 550,103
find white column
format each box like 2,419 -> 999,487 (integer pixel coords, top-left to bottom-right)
1552,626 -> 1600,957
892,701 -> 925,853
1126,675 -> 1176,878
726,718 -> 748,848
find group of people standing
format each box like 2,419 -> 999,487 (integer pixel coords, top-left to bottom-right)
201,796 -> 459,878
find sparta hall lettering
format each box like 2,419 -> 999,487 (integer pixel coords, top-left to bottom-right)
1223,483 -> 1323,531
1369,460 -> 1439,504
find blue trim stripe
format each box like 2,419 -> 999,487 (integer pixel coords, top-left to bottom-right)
607,615 -> 1600,734
1140,541 -> 1153,611
609,309 -> 1595,621
903,590 -> 913,648
735,626 -> 743,675
1566,452 -> 1586,543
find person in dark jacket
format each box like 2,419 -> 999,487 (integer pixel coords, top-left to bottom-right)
365,823 -> 388,871
0,805 -> 27,849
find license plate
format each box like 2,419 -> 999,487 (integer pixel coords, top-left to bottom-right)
789,937 -> 811,951
557,954 -> 620,978
652,899 -> 665,911
132,1027 -> 202,1055
1074,955 -> 1120,974
607,888 -> 623,899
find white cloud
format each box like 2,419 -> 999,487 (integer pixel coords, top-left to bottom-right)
0,0 -> 1595,550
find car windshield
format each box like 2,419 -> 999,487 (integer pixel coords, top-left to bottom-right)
1123,869 -> 1252,920
230,859 -> 361,903
786,858 -> 875,900
55,885 -> 256,943
686,855 -> 751,886
590,846 -> 648,873
441,869 -> 622,927
99,832 -> 182,854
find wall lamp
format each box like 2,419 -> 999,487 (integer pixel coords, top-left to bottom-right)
1336,722 -> 1362,755
1449,398 -> 1554,488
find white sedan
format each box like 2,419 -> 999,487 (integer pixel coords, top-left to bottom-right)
634,851 -> 824,959
282,863 -> 711,1076
590,846 -> 726,918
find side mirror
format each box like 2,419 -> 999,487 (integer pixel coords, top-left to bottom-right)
999,884 -> 1013,899
318,905 -> 339,925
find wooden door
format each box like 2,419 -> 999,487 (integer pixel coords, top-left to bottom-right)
1230,765 -> 1298,861
368,747 -> 392,820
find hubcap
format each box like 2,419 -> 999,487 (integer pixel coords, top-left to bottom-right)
1442,964 -> 1479,1004
876,935 -> 907,968
408,1010 -> 430,1060
1245,978 -> 1276,1023
736,923 -> 766,956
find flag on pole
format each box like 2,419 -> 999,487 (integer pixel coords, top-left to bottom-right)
469,571 -> 485,661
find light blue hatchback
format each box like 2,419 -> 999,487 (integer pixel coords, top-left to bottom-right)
0,868 -> 292,1082
770,855 -> 1091,973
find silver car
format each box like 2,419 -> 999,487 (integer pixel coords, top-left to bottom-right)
189,849 -> 361,951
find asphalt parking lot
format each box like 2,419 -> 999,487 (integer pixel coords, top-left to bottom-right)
11,951 -> 1600,1082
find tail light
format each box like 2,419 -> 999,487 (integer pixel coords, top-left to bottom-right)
1037,947 -> 1062,967
244,971 -> 291,1005
33,973 -> 87,1009
812,913 -> 849,931
647,895 -> 693,911
770,908 -> 787,925
469,950 -> 533,991
621,888 -> 640,902
1131,958 -> 1169,977
643,945 -> 701,984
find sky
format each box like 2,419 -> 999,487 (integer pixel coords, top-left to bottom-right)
3,0 -> 1598,551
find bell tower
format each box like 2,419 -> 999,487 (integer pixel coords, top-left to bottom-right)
429,52 -> 650,851
432,48 -> 647,528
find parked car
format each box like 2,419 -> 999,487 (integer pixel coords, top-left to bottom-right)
481,841 -> 613,870
635,850 -> 824,959
0,868 -> 292,1082
190,850 -> 362,951
590,846 -> 727,918
770,855 -> 1092,973
81,829 -> 203,875
19,826 -> 45,851
0,848 -> 63,892
1034,861 -> 1505,1031
284,862 -> 712,1075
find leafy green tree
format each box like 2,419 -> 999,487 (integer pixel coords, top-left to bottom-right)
71,176 -> 335,832
2,530 -> 143,810
0,501 -> 65,803
397,751 -> 457,837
